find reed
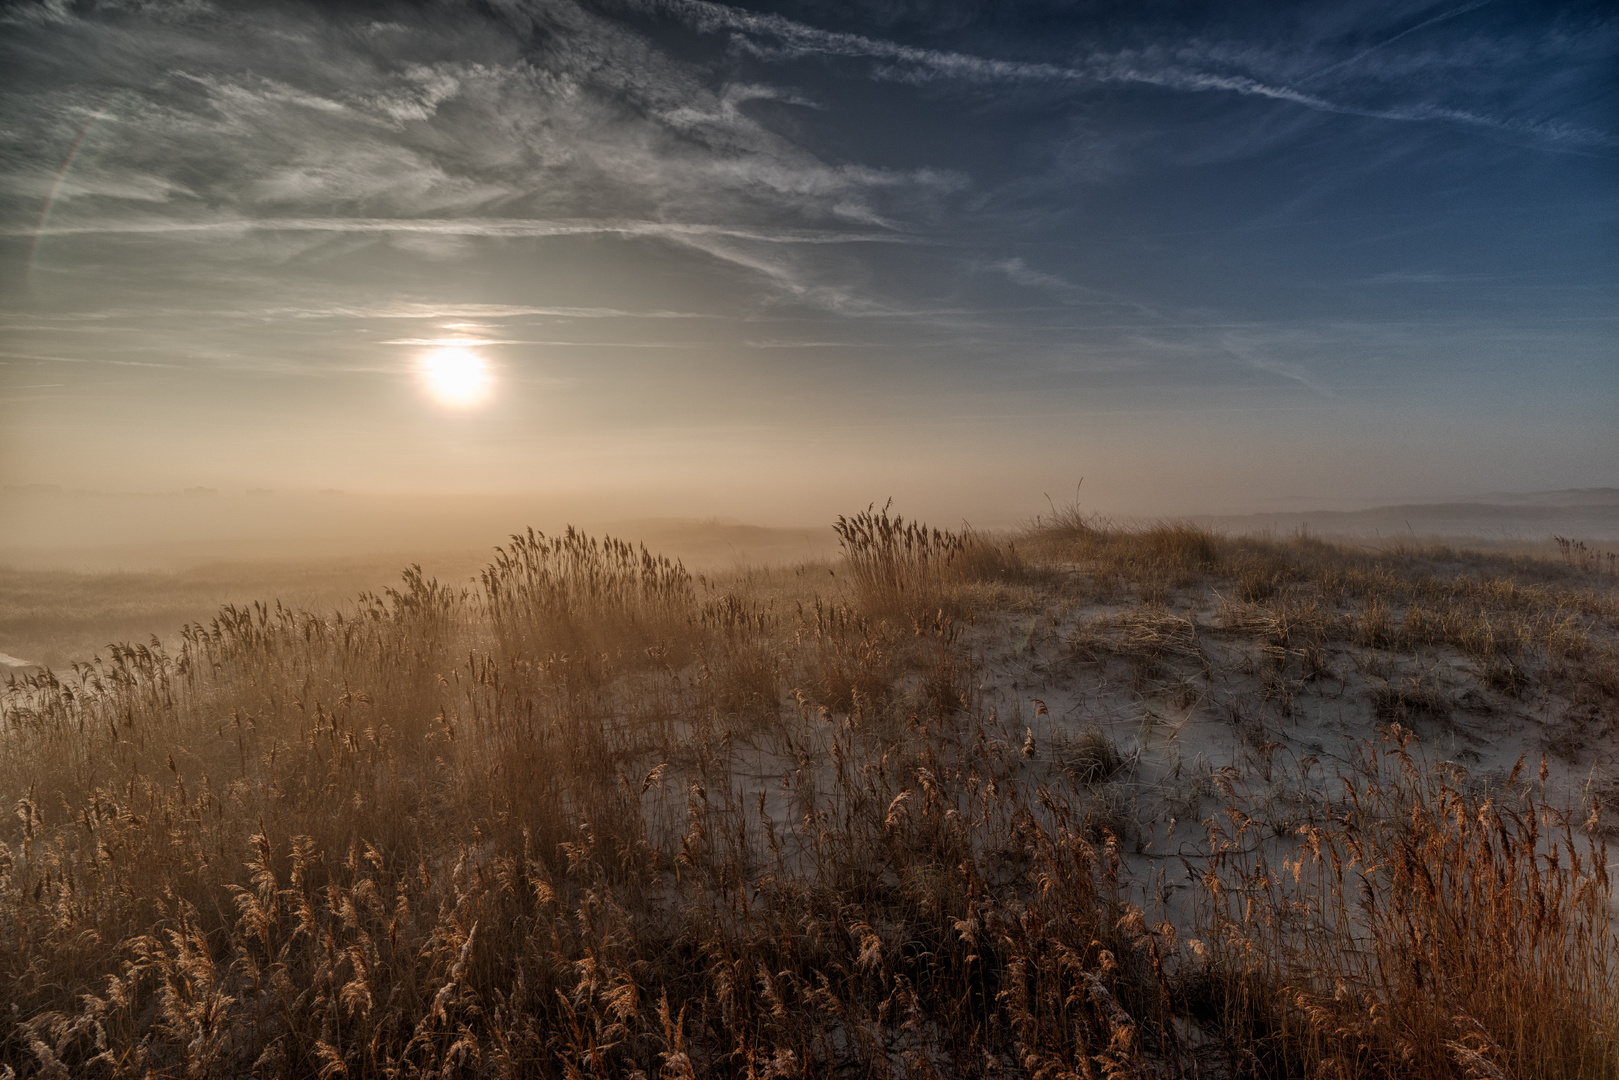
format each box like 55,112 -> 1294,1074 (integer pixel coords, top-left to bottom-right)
832,501 -> 1022,619
1,511 -> 1613,1078
1195,732 -> 1619,1078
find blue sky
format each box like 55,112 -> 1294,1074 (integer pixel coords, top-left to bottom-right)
1,0 -> 1614,520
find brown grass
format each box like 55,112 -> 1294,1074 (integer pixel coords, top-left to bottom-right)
1194,732 -> 1617,1079
1034,512 -> 1619,701
833,501 -> 1022,618
1,513 -> 1614,1077
1556,536 -> 1619,578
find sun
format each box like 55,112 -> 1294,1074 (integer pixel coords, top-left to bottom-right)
419,347 -> 493,408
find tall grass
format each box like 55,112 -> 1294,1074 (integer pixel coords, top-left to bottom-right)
1196,732 -> 1618,1078
0,514 -> 1614,1077
482,527 -> 697,684
833,501 -> 1021,617
1555,536 -> 1619,578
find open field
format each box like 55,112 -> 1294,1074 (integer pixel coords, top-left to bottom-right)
3,507 -> 1618,1078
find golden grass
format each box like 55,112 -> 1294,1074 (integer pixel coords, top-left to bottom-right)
833,501 -> 1023,618
1,513 -> 1615,1077
1195,733 -> 1617,1079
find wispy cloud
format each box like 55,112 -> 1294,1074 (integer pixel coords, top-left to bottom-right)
2,1 -> 961,235
647,0 -> 1618,149
3,0 -> 1612,481
665,230 -> 893,314
1295,0 -> 1499,85
1367,270 -> 1495,284
273,302 -> 710,321
379,337 -> 709,348
16,217 -> 914,244
980,258 -> 1133,306
1218,334 -> 1329,394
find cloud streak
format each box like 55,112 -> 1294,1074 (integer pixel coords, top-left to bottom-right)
649,0 -> 1617,149
2,0 -> 1612,508
2,2 -> 960,237
17,216 -> 913,243
1296,0 -> 1499,85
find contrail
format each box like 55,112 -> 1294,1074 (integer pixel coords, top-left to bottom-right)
1298,0 -> 1496,85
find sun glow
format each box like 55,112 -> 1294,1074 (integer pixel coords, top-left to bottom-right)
419,347 -> 493,408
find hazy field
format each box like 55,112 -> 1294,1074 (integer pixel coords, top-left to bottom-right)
3,506 -> 1617,1078
0,520 -> 836,674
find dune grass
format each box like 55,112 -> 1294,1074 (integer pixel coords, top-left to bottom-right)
2,510 -> 1615,1077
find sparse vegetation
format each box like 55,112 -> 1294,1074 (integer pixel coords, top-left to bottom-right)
1052,726 -> 1125,784
1556,536 -> 1619,578
2,509 -> 1616,1077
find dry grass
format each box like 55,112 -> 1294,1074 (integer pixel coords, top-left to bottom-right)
1033,510 -> 1619,703
1194,732 -> 1617,1079
833,501 -> 1022,618
1556,537 -> 1619,578
1,513 -> 1615,1078
1052,727 -> 1126,785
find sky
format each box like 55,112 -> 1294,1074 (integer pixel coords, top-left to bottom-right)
1,0 -> 1615,528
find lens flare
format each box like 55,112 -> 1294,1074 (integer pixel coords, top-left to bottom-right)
419,347 -> 492,408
